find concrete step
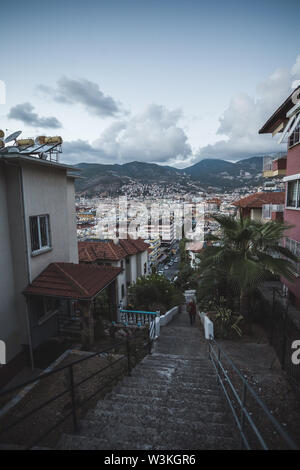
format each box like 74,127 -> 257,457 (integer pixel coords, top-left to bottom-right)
57,429 -> 239,450
93,397 -> 226,416
105,393 -> 223,411
119,376 -> 218,390
78,420 -> 159,445
87,406 -> 229,426
112,385 -> 221,400
57,433 -> 162,450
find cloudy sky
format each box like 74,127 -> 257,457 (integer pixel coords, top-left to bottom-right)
1,0 -> 300,168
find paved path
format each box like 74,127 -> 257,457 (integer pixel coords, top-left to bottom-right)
58,309 -> 239,450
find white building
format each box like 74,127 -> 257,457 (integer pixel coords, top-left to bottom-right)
78,238 -> 149,308
0,152 -> 79,372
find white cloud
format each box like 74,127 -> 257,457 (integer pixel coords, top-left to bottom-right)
61,54 -> 300,167
195,55 -> 300,161
62,104 -> 192,166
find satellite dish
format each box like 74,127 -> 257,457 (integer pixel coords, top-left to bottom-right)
5,130 -> 22,143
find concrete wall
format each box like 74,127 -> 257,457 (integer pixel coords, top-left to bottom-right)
3,165 -> 29,358
112,260 -> 127,306
129,254 -> 137,284
0,168 -> 23,361
286,144 -> 300,176
159,306 -> 178,327
140,251 -> 148,276
136,253 -> 142,278
66,177 -> 79,264
21,163 -> 78,280
251,208 -> 262,221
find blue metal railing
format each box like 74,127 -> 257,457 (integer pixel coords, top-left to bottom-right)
208,336 -> 298,450
119,309 -> 159,340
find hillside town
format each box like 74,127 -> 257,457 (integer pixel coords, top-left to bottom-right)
1,0 -> 300,455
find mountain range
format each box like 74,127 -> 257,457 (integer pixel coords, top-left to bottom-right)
74,156 -> 269,196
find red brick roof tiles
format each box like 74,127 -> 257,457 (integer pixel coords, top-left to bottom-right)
78,241 -> 127,262
233,192 -> 285,209
78,238 -> 149,263
23,263 -> 122,299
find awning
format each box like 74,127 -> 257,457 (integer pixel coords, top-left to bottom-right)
23,263 -> 122,300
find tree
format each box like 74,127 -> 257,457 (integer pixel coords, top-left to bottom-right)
127,274 -> 184,314
198,215 -> 298,327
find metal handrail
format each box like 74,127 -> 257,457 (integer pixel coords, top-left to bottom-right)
0,333 -> 154,449
208,336 -> 298,450
120,309 -> 157,315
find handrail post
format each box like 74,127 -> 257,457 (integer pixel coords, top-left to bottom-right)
69,365 -> 78,432
217,345 -> 221,379
240,381 -> 247,449
126,337 -> 131,376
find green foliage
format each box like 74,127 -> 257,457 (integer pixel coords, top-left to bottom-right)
175,260 -> 198,290
175,238 -> 199,290
198,215 -> 297,321
127,274 -> 184,314
203,297 -> 243,339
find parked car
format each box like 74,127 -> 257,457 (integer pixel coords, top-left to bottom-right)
158,270 -> 164,275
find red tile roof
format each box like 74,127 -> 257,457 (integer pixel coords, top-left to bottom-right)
23,263 -> 122,299
78,240 -> 127,262
78,238 -> 149,263
119,238 -> 150,256
233,192 -> 285,209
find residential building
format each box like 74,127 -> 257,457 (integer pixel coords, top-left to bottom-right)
78,238 -> 149,308
186,241 -> 207,268
233,192 -> 285,222
259,85 -> 300,307
0,149 -> 121,385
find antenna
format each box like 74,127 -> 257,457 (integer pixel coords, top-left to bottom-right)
4,130 -> 22,144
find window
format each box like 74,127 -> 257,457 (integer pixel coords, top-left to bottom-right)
286,180 -> 300,208
121,284 -> 125,298
30,215 -> 51,253
289,118 -> 300,148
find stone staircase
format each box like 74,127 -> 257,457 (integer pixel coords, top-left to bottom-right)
57,309 -> 239,450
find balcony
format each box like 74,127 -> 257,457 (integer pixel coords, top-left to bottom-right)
262,204 -> 284,222
263,155 -> 287,178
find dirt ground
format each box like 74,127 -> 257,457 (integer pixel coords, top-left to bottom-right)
200,321 -> 300,449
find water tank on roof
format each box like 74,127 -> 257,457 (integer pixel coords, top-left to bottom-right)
17,138 -> 34,147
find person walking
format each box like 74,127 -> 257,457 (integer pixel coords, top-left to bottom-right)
187,299 -> 196,326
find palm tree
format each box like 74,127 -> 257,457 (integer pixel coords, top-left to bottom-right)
198,215 -> 298,326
